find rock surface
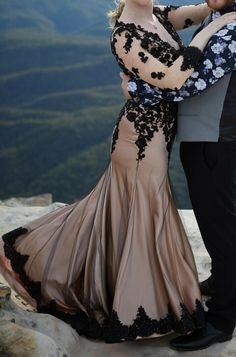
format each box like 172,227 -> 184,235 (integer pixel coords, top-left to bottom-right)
0,193 -> 53,207
0,203 -> 235,356
0,288 -> 80,357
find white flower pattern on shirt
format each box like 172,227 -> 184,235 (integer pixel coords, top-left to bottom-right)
229,41 -> 236,53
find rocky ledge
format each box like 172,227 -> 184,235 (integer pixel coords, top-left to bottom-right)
0,200 -> 235,356
0,283 -> 80,357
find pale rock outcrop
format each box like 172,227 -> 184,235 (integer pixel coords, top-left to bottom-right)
0,201 -> 235,356
0,284 -> 80,356
0,193 -> 53,207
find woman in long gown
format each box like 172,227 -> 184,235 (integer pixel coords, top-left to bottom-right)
0,0 -> 234,343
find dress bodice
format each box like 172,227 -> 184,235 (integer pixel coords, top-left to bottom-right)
111,6 -> 185,79
110,6 -> 203,160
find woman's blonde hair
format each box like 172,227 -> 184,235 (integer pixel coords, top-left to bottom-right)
107,0 -> 125,27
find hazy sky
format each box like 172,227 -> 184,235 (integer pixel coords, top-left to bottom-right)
158,1 -> 200,5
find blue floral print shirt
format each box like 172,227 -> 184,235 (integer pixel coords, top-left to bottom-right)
128,6 -> 236,106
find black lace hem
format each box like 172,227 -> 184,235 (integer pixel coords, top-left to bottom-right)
2,227 -> 206,343
2,227 -> 42,305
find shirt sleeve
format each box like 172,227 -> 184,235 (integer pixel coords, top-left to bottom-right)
128,23 -> 236,106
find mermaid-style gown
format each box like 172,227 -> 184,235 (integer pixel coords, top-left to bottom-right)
0,6 -> 205,342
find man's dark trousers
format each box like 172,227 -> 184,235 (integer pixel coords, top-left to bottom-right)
180,141 -> 236,334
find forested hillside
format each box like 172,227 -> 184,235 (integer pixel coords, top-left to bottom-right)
0,0 -> 200,207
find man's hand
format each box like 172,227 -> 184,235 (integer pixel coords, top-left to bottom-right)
120,72 -> 131,99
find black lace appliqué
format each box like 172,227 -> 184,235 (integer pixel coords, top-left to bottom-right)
161,5 -> 180,18
132,67 -> 139,76
125,100 -> 177,160
111,106 -> 125,154
180,46 -> 203,71
151,71 -> 166,80
184,18 -> 195,29
138,51 -> 149,63
124,31 -> 135,53
2,227 -> 205,343
103,302 -> 205,343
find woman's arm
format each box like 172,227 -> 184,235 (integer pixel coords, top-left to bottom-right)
114,31 -> 202,90
158,4 -> 211,30
127,23 -> 236,105
113,12 -> 236,90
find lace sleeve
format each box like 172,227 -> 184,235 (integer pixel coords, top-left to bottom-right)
157,4 -> 210,31
112,27 -> 203,90
128,23 -> 236,106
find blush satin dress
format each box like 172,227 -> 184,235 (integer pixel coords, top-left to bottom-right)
0,6 -> 205,343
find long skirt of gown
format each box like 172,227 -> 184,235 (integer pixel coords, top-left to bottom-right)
0,100 -> 204,342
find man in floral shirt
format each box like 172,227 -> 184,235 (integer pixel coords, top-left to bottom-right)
126,0 -> 236,352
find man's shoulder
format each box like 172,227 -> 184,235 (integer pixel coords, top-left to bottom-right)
213,22 -> 236,41
206,22 -> 236,56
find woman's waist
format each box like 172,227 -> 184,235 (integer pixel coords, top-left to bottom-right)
125,98 -> 178,113
123,100 -> 177,127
